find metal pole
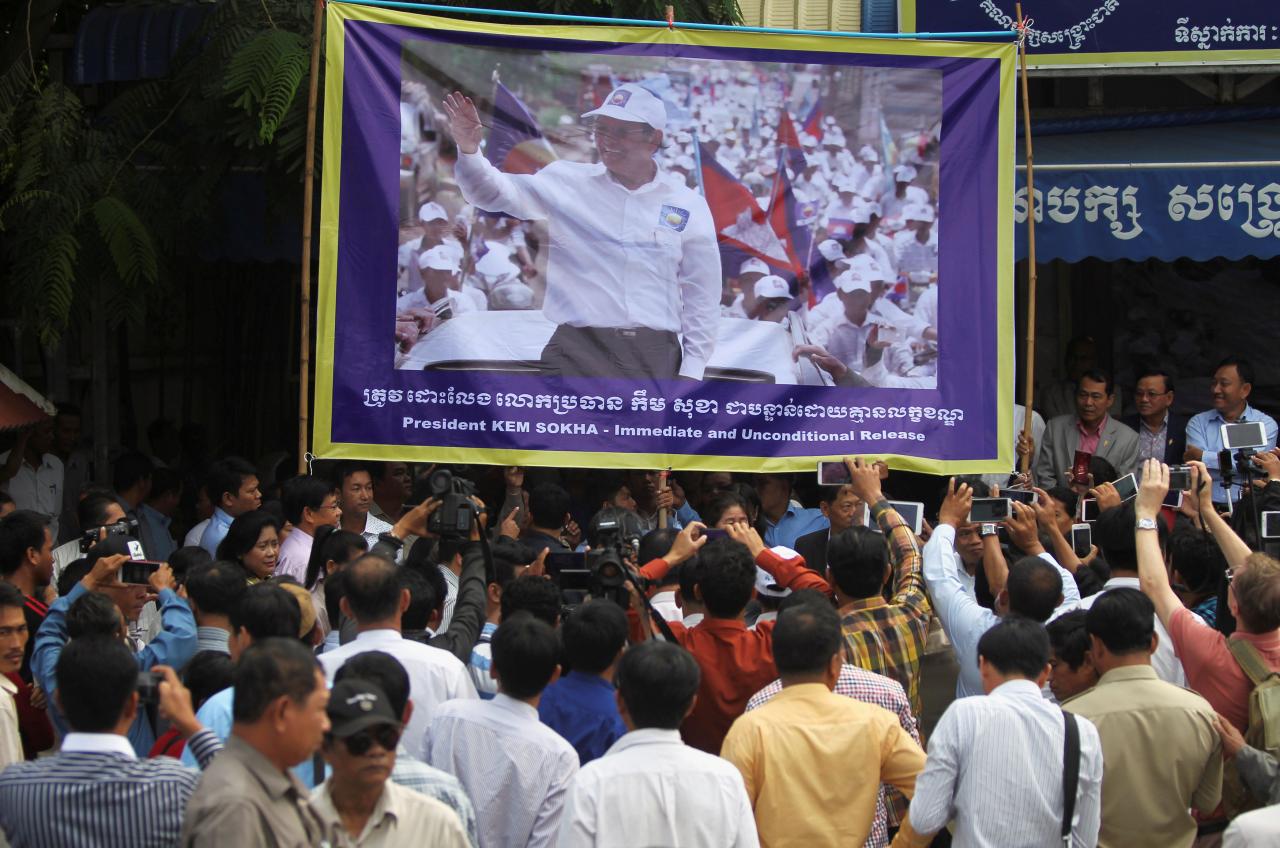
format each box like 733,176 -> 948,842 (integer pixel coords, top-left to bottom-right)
1016,3 -> 1037,475
298,0 -> 325,475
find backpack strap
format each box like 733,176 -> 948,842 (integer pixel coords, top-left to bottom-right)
1061,710 -> 1080,846
1228,638 -> 1276,687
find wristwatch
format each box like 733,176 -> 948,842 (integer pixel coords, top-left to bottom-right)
980,523 -> 999,537
1135,517 -> 1159,532
376,532 -> 406,550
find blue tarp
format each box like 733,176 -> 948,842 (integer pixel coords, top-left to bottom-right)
1014,119 -> 1280,263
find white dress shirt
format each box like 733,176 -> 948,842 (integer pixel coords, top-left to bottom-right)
274,527 -> 315,585
909,679 -> 1103,847
428,693 -> 578,848
813,314 -> 875,375
319,629 -> 477,760
184,518 -> 211,548
61,732 -> 138,758
0,450 -> 63,540
1071,577 -> 1192,687
555,728 -> 758,848
922,525 -> 1081,698
647,590 -> 683,623
312,777 -> 470,848
893,230 -> 938,276
453,152 -> 721,379
0,675 -> 22,770
1224,803 -> 1280,848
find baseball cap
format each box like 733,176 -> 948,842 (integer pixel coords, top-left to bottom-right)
418,244 -> 461,272
905,203 -> 936,223
582,84 -> 667,132
277,582 -> 318,639
801,134 -> 819,149
759,159 -> 777,176
739,257 -> 770,277
859,145 -> 880,163
490,282 -> 536,310
753,275 -> 790,300
834,177 -> 858,193
850,202 -> 873,225
475,246 -> 519,281
834,268 -> 872,294
326,679 -> 403,739
755,547 -> 799,598
417,202 -> 447,223
825,130 -> 846,147
817,239 -> 845,262
674,154 -> 696,171
893,164 -> 918,182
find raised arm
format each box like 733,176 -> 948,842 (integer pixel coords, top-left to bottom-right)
846,457 -> 928,616
1189,460 -> 1252,570
1134,459 -> 1184,632
446,92 -> 548,221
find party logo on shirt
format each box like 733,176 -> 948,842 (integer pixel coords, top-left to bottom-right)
658,205 -> 689,233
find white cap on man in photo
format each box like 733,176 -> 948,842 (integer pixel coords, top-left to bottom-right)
753,275 -> 791,300
834,268 -> 871,295
739,257 -> 771,277
581,83 -> 667,132
859,145 -> 880,163
834,177 -> 858,194
817,239 -> 845,262
847,253 -> 886,282
475,246 -> 520,283
418,244 -> 461,272
674,155 -> 696,171
893,164 -> 918,183
418,201 -> 448,223
904,203 -> 936,223
489,282 -> 536,310
801,134 -> 819,149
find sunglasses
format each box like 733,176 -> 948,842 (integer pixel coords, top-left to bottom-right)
330,724 -> 400,756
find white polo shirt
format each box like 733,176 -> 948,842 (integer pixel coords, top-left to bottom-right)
0,451 -> 63,540
454,152 -> 721,379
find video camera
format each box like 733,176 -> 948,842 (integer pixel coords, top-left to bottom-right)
584,507 -> 647,607
408,468 -> 478,539
80,517 -> 140,553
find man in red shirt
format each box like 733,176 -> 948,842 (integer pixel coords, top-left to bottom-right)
635,521 -> 828,753
1134,459 -> 1280,732
0,510 -> 56,756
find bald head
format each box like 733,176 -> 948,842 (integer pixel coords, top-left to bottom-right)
342,554 -> 403,623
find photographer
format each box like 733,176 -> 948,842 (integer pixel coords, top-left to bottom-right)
1185,356 -> 1278,507
51,489 -> 127,583
32,541 -> 196,754
0,644 -> 218,846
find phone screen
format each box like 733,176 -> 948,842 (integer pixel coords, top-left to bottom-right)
1081,498 -> 1100,522
1071,524 -> 1092,559
120,561 -> 161,585
817,461 -> 851,486
1262,511 -> 1280,540
968,498 -> 1011,523
1005,489 -> 1037,506
1163,490 -> 1184,509
544,552 -> 589,591
1111,473 -> 1138,502
1167,466 -> 1192,491
889,502 -> 923,535
702,528 -> 729,542
1223,421 -> 1267,451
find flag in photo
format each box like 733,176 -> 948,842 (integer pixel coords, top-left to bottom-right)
801,99 -> 824,142
485,81 -> 556,175
697,141 -> 793,274
776,110 -> 807,174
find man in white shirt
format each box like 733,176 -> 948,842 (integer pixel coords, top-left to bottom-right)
334,464 -> 394,550
312,678 -> 470,848
320,555 -> 477,761
892,617 -> 1103,847
429,612 -> 578,848
0,419 -> 64,541
893,204 -> 938,280
795,260 -> 883,385
444,83 -> 721,380
276,475 -> 341,584
556,640 -> 758,848
0,582 -> 29,769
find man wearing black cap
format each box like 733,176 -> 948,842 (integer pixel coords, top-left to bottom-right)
312,679 -> 470,847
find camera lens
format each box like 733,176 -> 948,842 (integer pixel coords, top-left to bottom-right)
428,469 -> 454,497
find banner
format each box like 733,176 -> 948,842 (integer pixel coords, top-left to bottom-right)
315,3 -> 1016,473
902,1 -> 1280,69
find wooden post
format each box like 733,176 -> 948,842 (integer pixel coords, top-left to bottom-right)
1016,3 -> 1038,475
298,0 -> 325,475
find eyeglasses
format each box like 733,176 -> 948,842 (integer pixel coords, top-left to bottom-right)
591,124 -> 654,142
332,724 -> 401,756
1225,567 -> 1238,585
1133,390 -> 1170,399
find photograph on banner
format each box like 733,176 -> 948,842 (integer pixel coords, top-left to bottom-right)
393,46 -> 942,389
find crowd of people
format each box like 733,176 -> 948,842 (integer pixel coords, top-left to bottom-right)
394,63 -> 940,386
1,349 -> 1280,844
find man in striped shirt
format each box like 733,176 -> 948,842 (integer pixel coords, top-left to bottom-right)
0,639 -> 220,847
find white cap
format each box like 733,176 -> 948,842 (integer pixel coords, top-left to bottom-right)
825,131 -> 846,147
834,177 -> 858,194
418,201 -> 447,223
418,244 -> 461,272
893,164 -> 918,182
475,247 -> 520,280
817,239 -> 845,262
847,253 -> 886,282
850,201 -> 874,225
834,268 -> 872,294
674,154 -> 696,171
859,145 -> 880,163
755,549 -> 798,597
761,126 -> 775,139
801,134 -> 819,149
489,282 -> 536,309
905,185 -> 930,205
739,257 -> 770,277
725,129 -> 738,140
581,83 -> 667,131
754,275 -> 790,299
823,116 -> 837,127
905,203 -> 936,223
674,130 -> 692,144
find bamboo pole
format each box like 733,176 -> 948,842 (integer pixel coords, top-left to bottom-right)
1016,3 -> 1038,475
299,0 -> 325,475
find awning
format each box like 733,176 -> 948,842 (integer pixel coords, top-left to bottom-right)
0,365 -> 55,432
1014,119 -> 1280,263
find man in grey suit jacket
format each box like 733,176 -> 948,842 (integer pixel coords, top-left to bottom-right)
1035,370 -> 1140,489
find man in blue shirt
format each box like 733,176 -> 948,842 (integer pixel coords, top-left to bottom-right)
758,472 -> 829,550
138,467 -> 182,562
1185,356 -> 1278,506
198,457 -> 262,557
538,599 -> 627,765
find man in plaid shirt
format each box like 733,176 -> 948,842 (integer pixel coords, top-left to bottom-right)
746,589 -> 921,848
826,458 -> 932,717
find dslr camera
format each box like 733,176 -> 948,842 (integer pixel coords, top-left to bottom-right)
586,508 -> 646,606
81,517 -> 140,553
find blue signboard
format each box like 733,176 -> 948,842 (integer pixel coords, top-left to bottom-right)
902,1 -> 1280,68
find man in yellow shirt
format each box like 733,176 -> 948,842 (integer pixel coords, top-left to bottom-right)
721,590 -> 925,847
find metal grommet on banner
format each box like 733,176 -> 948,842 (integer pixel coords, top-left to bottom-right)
304,452 -> 317,475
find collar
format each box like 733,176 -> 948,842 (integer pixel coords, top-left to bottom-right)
197,626 -> 231,651
213,507 -> 234,527
608,728 -> 682,756
990,679 -> 1046,700
1103,576 -> 1139,590
491,693 -> 540,723
353,629 -> 404,645
226,735 -> 304,800
0,675 -> 17,696
1076,414 -> 1108,436
682,613 -> 704,628
696,616 -> 747,633
1211,404 -> 1256,424
1097,665 -> 1158,685
62,732 -> 137,759
771,682 -> 832,702
650,590 -> 676,603
140,503 -> 171,527
1141,413 -> 1169,433
1232,629 -> 1280,652
841,596 -> 888,613
563,670 -> 615,693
